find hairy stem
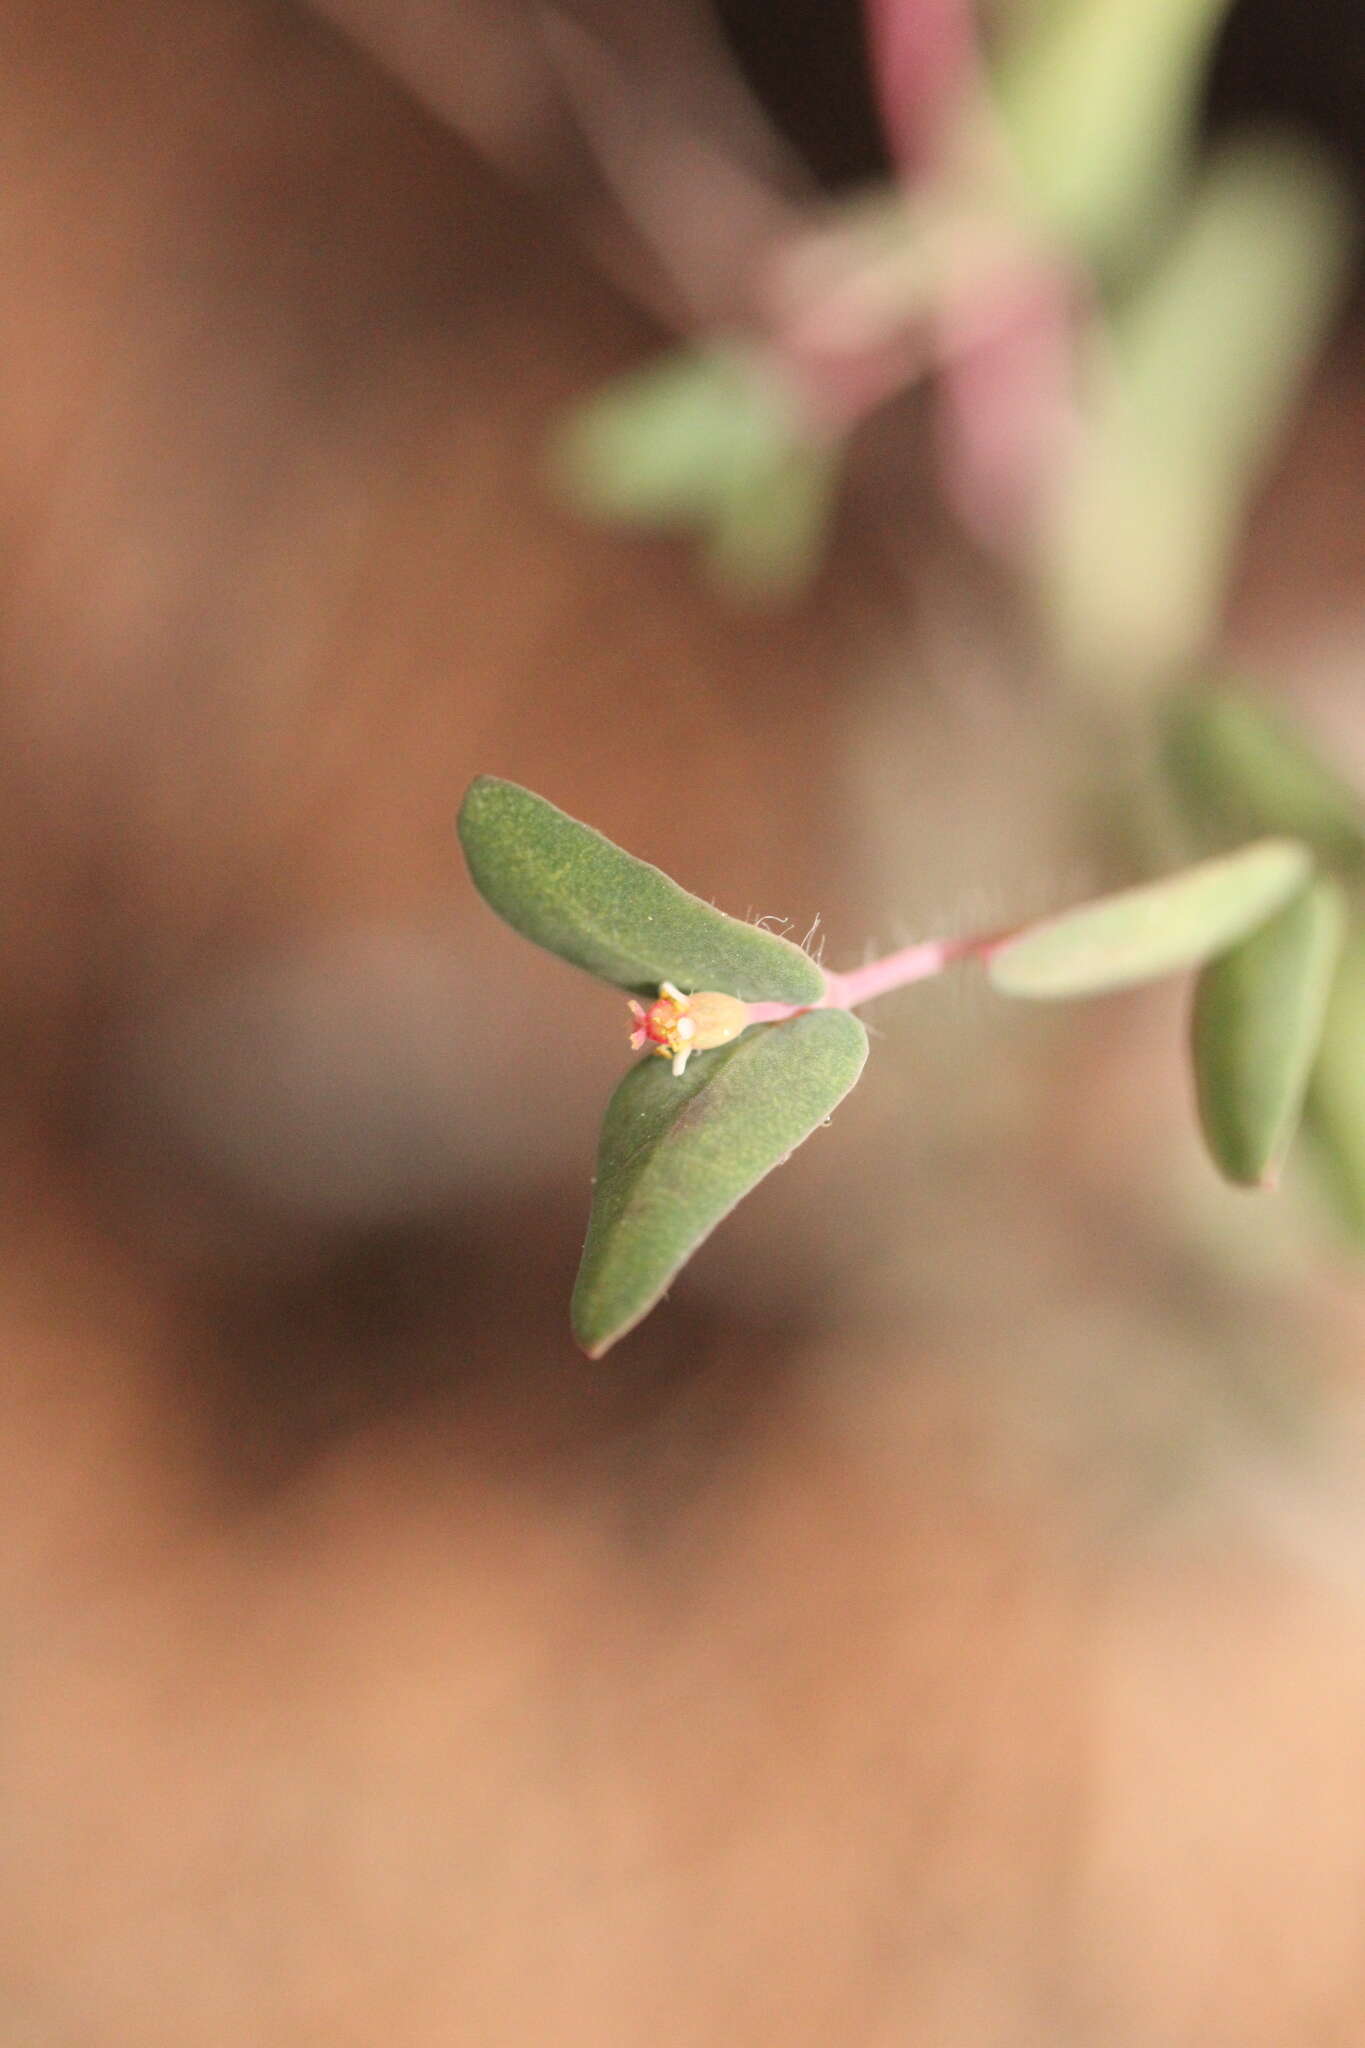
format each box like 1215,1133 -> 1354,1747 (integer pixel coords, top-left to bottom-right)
746,927 -> 1008,1025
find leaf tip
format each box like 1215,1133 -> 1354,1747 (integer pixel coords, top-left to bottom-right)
455,772 -> 500,838
571,1298 -> 640,1361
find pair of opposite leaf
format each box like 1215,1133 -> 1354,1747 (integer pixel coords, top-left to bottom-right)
459,692 -> 1365,1356
1165,691 -> 1365,1228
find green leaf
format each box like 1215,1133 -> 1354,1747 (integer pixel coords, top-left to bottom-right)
1042,140 -> 1354,681
988,838 -> 1313,999
553,346 -> 838,604
458,777 -> 825,1004
572,1010 -> 868,1356
702,442 -> 840,603
993,0 -> 1237,267
1191,878 -> 1346,1188
1306,930 -> 1365,1249
1164,689 -> 1365,872
552,346 -> 801,528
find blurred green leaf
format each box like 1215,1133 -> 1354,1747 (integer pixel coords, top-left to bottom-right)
1043,139 -> 1355,681
552,347 -> 792,525
553,345 -> 839,603
703,443 -> 839,601
1113,142 -> 1353,485
1165,688 -> 1365,872
458,777 -> 825,1004
989,838 -> 1313,998
993,0 -> 1236,266
1191,877 -> 1346,1188
572,1010 -> 868,1356
1306,929 -> 1365,1249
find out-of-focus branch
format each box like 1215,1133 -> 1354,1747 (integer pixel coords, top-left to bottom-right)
863,0 -> 980,175
532,6 -> 804,329
307,0 -> 1085,558
305,0 -> 808,327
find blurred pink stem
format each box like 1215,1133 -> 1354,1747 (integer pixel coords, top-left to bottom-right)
863,0 -> 980,175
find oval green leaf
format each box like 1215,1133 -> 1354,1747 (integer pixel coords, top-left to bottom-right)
702,442 -> 839,603
993,0 -> 1236,265
988,838 -> 1313,1000
1306,930 -> 1365,1249
1165,689 -> 1365,871
1039,142 -> 1352,680
1191,877 -> 1346,1188
458,778 -> 825,1004
572,1010 -> 868,1357
552,346 -> 798,528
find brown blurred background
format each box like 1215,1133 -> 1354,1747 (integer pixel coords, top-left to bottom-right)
2,2 -> 1364,2042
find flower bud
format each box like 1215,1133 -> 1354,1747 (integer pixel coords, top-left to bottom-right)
626,982 -> 751,1076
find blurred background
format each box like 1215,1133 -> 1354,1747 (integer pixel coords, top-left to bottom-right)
1,1 -> 1363,2041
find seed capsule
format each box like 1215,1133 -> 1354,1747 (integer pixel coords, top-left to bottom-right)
626,982 -> 750,1076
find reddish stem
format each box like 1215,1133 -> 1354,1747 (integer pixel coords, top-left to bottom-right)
746,925 -> 1010,1026
863,0 -> 980,177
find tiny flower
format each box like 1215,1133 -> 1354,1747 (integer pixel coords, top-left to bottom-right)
627,981 -> 751,1076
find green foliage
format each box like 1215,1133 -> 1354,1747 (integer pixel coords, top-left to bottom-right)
1165,696 -> 1364,1200
1191,879 -> 1346,1188
1042,139 -> 1354,681
1307,932 -> 1365,1248
992,0 -> 1236,268
1165,688 -> 1365,871
552,346 -> 838,601
701,441 -> 839,601
554,348 -> 782,524
987,839 -> 1312,999
459,765 -> 1358,1349
474,0 -> 1365,1342
572,1011 -> 868,1357
549,16 -> 1354,635
458,777 -> 824,1005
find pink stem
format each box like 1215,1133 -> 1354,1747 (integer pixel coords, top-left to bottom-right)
863,0 -> 981,178
746,926 -> 1010,1026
